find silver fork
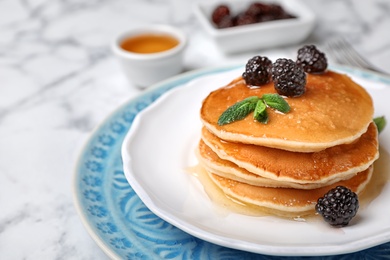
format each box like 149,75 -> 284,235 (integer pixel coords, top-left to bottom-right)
324,37 -> 388,75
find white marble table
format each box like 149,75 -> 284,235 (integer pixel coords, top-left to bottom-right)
1,0 -> 390,259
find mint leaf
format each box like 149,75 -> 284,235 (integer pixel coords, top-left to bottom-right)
254,100 -> 268,124
262,93 -> 290,113
217,93 -> 291,125
218,96 -> 260,125
374,116 -> 386,133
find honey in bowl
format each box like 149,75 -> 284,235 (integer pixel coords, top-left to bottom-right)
120,33 -> 179,54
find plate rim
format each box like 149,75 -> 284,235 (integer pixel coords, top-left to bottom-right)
73,64 -> 390,258
72,64 -> 243,259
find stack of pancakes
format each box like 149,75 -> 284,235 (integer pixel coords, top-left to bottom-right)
197,70 -> 379,216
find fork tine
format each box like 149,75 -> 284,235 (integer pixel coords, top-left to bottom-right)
336,38 -> 373,69
323,39 -> 349,65
325,38 -> 362,68
324,37 -> 388,75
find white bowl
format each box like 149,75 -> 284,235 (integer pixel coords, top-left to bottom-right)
112,25 -> 187,88
194,0 -> 316,54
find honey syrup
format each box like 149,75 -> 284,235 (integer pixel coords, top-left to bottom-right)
120,33 -> 179,54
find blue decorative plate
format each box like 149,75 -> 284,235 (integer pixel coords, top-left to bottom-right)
73,65 -> 390,259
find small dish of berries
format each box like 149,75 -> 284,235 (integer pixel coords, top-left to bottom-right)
193,0 -> 316,54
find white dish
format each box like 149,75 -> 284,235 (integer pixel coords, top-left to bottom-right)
193,0 -> 316,54
121,67 -> 390,256
111,25 -> 187,88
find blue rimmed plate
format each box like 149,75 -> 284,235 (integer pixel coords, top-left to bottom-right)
73,65 -> 390,259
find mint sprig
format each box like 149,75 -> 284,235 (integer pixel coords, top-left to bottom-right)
374,116 -> 386,133
218,94 -> 290,125
262,93 -> 291,113
254,99 -> 268,124
217,96 -> 259,126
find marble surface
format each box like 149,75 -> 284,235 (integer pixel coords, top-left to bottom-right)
1,0 -> 390,259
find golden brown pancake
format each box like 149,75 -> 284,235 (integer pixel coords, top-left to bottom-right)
201,122 -> 379,184
207,166 -> 373,214
200,71 -> 374,152
197,139 -> 353,189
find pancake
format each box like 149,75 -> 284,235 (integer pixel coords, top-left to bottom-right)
200,71 -> 374,152
207,166 -> 373,215
201,122 -> 379,184
198,139 -> 353,189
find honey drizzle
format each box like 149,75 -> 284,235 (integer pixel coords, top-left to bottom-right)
187,165 -> 314,220
188,146 -> 390,222
359,146 -> 390,208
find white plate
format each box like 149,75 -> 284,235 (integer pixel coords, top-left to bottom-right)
121,67 -> 390,256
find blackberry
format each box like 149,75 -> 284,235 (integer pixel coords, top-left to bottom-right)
245,3 -> 295,22
212,5 -> 230,25
272,58 -> 306,97
217,15 -> 234,29
296,45 -> 328,73
242,56 -> 272,86
245,2 -> 269,17
235,12 -> 257,26
315,186 -> 359,227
